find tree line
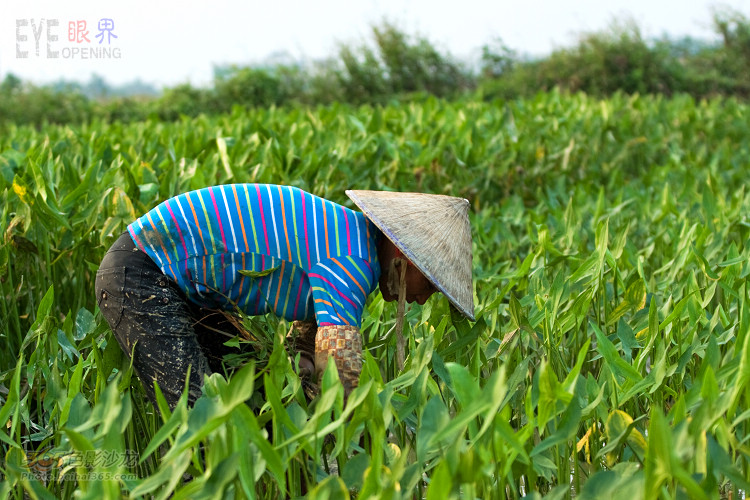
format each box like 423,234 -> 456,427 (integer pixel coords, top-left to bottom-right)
2,9 -> 749,126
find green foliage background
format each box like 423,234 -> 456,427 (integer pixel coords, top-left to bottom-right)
1,89 -> 750,498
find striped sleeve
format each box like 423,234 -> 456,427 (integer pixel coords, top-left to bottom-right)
308,256 -> 377,327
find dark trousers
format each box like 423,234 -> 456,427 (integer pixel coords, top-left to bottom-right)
95,232 -> 243,409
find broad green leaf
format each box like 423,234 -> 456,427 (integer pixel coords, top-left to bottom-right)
590,321 -> 642,383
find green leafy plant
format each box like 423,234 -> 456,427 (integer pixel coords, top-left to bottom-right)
2,91 -> 750,498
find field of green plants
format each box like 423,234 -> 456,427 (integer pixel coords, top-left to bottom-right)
1,90 -> 750,498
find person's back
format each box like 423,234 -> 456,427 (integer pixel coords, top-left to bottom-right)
96,184 -> 474,410
128,184 -> 380,324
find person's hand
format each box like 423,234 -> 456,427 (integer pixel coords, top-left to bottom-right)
286,320 -> 317,378
297,355 -> 314,377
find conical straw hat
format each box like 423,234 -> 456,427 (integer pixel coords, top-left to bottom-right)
346,190 -> 475,321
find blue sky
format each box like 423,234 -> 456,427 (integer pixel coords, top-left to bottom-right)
2,0 -> 748,87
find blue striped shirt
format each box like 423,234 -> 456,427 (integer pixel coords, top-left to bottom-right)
127,184 -> 381,327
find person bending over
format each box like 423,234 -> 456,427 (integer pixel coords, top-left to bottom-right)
95,184 -> 474,409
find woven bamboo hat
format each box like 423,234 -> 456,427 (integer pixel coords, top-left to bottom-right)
346,190 -> 475,321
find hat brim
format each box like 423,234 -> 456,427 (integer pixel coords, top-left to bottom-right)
346,190 -> 475,321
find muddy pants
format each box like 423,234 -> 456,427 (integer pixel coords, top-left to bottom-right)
95,232 -> 241,409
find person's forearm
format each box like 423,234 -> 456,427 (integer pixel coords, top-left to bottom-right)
315,324 -> 362,396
